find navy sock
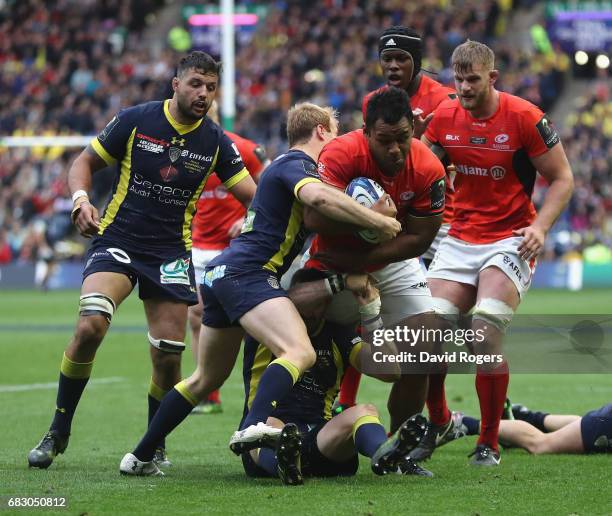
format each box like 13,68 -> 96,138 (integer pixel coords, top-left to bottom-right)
242,359 -> 299,428
354,420 -> 387,458
133,384 -> 196,462
463,416 -> 480,436
50,354 -> 94,437
514,410 -> 550,433
147,395 -> 166,450
51,373 -> 89,436
256,448 -> 278,476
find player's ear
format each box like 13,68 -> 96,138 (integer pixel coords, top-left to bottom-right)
489,69 -> 499,86
315,123 -> 326,140
172,77 -> 179,92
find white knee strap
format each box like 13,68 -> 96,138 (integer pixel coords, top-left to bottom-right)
148,332 -> 186,354
431,297 -> 460,325
472,298 -> 514,333
79,293 -> 116,323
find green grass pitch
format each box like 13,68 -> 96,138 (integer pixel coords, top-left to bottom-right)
0,288 -> 610,515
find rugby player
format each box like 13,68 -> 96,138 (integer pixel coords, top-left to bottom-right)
241,268 -> 432,485
304,86 -> 446,433
415,40 -> 574,465
337,25 -> 458,415
27,51 -> 256,469
189,101 -> 270,415
119,103 -> 402,476
454,402 -> 612,455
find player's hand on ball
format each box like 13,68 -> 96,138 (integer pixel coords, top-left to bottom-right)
513,225 -> 545,261
376,214 -> 402,242
72,201 -> 100,238
371,194 -> 397,218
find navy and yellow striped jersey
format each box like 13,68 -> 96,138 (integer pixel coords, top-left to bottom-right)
210,150 -> 321,277
90,100 -> 248,251
242,322 -> 364,424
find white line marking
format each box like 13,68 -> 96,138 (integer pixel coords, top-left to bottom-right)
0,377 -> 124,393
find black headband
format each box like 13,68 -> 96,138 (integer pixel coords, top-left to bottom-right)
378,33 -> 422,79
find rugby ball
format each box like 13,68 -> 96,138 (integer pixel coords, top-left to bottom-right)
345,177 -> 386,243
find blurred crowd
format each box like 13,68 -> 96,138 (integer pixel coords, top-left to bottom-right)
0,0 -> 609,266
537,78 -> 612,263
0,0 -> 170,264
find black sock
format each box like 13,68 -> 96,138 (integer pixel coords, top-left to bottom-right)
256,448 -> 278,476
242,359 -> 299,428
133,381 -> 196,462
148,379 -> 169,450
463,416 -> 480,436
50,354 -> 93,436
353,416 -> 387,457
515,410 -> 550,433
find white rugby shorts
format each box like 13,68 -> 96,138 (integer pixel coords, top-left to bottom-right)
192,247 -> 223,285
427,235 -> 535,298
421,223 -> 450,262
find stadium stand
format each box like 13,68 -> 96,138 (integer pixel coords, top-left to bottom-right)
0,0 -> 609,266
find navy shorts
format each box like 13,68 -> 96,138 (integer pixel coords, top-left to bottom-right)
241,420 -> 359,479
581,403 -> 612,453
201,264 -> 288,328
83,238 -> 197,305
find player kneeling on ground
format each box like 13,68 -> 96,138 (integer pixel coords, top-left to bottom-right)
453,400 -> 612,455
241,268 -> 433,485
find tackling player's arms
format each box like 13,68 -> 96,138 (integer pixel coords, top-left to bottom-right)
303,191 -> 396,235
286,275 -> 400,383
297,181 -> 401,242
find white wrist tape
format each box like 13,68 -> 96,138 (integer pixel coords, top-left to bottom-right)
72,190 -> 89,203
358,297 -> 381,318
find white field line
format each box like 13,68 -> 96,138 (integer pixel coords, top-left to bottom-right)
0,377 -> 124,393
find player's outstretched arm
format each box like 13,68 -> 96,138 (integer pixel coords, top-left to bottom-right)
513,144 -> 574,261
298,182 -> 401,241
304,193 -> 397,236
302,205 -> 361,235
68,146 -> 108,238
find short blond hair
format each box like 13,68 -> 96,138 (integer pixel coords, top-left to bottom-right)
451,40 -> 495,73
286,103 -> 337,147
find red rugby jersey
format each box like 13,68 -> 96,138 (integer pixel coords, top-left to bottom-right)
362,75 -> 456,225
424,91 -> 560,244
192,130 -> 266,249
307,129 -> 445,272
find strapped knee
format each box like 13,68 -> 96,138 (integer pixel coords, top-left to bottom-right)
472,298 -> 514,333
148,332 -> 186,354
431,297 -> 460,326
79,292 -> 116,323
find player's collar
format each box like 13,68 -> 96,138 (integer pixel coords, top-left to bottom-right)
164,99 -> 203,135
